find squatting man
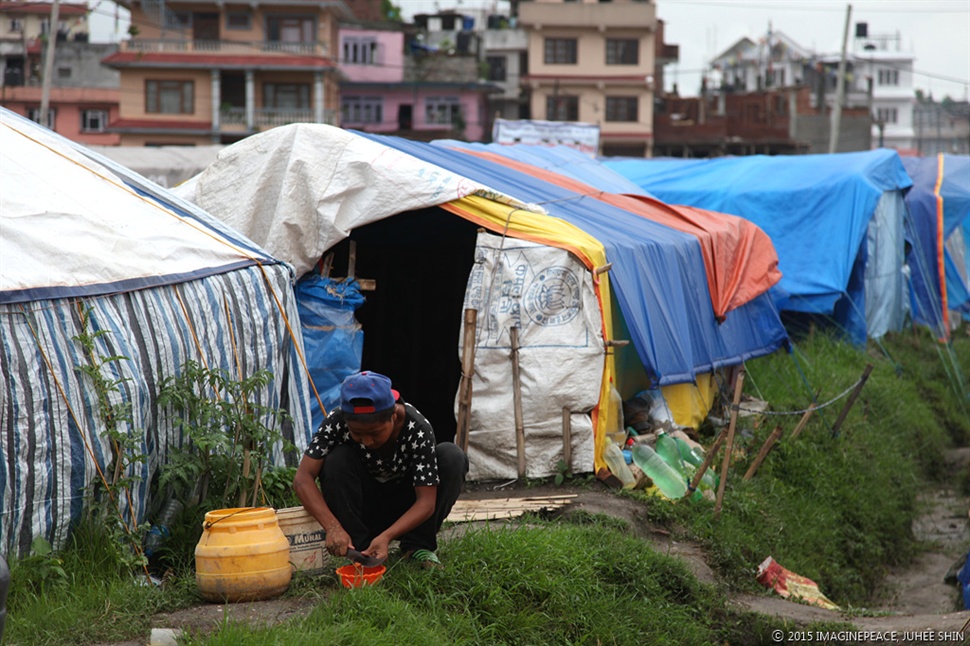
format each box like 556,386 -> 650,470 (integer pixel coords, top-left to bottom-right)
293,371 -> 468,568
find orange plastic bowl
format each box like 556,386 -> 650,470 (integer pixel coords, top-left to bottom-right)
335,564 -> 386,588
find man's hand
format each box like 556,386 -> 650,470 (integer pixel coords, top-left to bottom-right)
325,524 -> 353,557
362,533 -> 392,563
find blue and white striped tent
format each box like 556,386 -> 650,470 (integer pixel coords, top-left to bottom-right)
0,108 -> 313,557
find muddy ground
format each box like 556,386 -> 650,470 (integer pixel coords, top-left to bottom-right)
103,451 -> 970,645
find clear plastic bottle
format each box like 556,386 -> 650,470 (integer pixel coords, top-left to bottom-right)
144,498 -> 184,558
604,443 -> 636,489
631,444 -> 688,499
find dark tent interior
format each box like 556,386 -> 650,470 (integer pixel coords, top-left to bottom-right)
327,206 -> 481,443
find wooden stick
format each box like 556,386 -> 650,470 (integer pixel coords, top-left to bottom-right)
455,308 -> 478,452
743,426 -> 784,481
510,327 -> 526,479
687,426 -> 728,494
562,407 -> 572,473
831,363 -> 873,436
789,403 -> 817,440
347,240 -> 357,279
714,368 -> 746,517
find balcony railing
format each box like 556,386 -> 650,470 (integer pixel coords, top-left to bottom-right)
220,107 -> 337,128
123,39 -> 327,57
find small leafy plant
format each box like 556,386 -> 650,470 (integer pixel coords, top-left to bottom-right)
15,537 -> 68,594
157,360 -> 294,512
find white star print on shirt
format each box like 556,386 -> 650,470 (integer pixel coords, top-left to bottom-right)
304,401 -> 440,486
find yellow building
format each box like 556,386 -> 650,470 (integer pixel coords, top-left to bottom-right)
518,0 -> 656,157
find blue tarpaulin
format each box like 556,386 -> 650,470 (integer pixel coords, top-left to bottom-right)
435,140 -> 652,197
296,274 -> 366,431
605,150 -> 912,343
901,154 -> 970,337
356,132 -> 789,388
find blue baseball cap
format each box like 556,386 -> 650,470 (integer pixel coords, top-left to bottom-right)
340,371 -> 399,414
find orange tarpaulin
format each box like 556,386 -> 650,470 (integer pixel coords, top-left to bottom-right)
455,148 -> 782,321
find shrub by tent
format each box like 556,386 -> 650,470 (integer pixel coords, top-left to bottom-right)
0,108 -> 312,557
604,150 -> 913,345
174,124 -> 788,481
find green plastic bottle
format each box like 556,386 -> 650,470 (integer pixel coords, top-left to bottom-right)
673,436 -> 718,490
631,444 -> 688,499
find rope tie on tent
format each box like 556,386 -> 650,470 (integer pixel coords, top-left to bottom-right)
255,263 -> 327,419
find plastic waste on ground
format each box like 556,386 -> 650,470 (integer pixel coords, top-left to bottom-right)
603,443 -> 636,489
630,444 -> 687,499
756,556 -> 839,610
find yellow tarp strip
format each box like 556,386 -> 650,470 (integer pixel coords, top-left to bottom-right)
661,373 -> 717,430
443,194 -> 616,471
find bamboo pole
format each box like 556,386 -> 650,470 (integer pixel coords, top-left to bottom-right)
831,363 -> 873,436
743,426 -> 784,481
511,327 -> 526,479
789,403 -> 817,440
455,308 -> 478,452
714,368 -> 745,517
562,407 -> 572,472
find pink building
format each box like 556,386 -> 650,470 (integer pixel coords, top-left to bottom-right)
339,23 -> 498,142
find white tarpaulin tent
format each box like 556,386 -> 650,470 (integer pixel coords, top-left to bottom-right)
0,108 -> 312,556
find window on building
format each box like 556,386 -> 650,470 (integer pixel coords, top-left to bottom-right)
264,83 -> 311,109
341,96 -> 383,124
877,68 -> 899,86
544,38 -> 577,65
766,68 -> 785,86
606,38 -> 638,65
26,107 -> 56,129
9,18 -> 23,32
876,107 -> 898,124
546,95 -> 578,121
164,11 -> 191,29
266,16 -> 315,44
486,56 -> 507,81
605,96 -> 638,122
343,37 -> 378,64
57,67 -> 71,79
145,80 -> 194,114
226,11 -> 251,30
425,96 -> 462,126
80,109 -> 108,132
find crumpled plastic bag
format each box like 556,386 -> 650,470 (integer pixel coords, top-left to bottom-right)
756,556 -> 839,610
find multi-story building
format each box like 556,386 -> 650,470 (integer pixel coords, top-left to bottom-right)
1,0 -> 89,87
339,18 -> 499,141
103,0 -> 350,145
702,24 -> 919,153
914,98 -> 970,156
0,2 -> 121,144
517,0 -> 658,157
850,26 -> 916,151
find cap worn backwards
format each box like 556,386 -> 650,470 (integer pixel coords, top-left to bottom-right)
340,371 -> 400,414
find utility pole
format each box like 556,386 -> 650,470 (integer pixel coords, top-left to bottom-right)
39,0 -> 61,128
828,3 -> 852,154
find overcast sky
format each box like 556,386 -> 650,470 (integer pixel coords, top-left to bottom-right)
89,0 -> 970,100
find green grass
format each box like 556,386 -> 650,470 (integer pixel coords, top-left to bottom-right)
4,323 -> 969,644
639,326 -> 969,604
